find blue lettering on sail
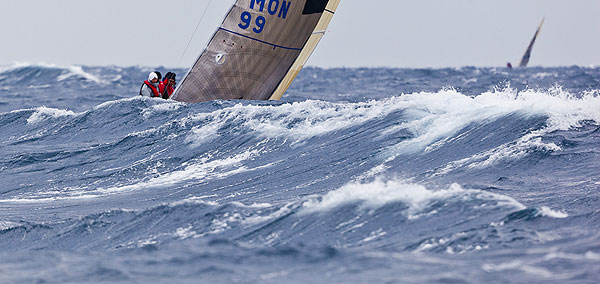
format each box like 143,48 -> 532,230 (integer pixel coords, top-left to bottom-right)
278,1 -> 292,19
268,0 -> 279,15
239,11 -> 252,29
250,0 -> 266,12
242,0 -> 293,34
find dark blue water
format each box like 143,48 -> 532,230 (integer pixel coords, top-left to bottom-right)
0,63 -> 599,283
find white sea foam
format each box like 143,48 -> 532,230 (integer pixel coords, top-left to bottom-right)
358,228 -> 387,244
26,84 -> 52,89
482,261 -> 555,278
183,86 -> 599,157
355,163 -> 390,181
0,150 -> 264,203
171,196 -> 219,207
92,96 -> 141,110
532,72 -> 558,79
385,88 -> 599,154
141,101 -> 183,118
375,87 -> 600,174
185,99 -> 400,143
230,201 -> 273,209
210,212 -> 244,234
174,225 -> 204,239
537,206 -> 569,218
301,179 -> 525,218
242,202 -> 295,225
97,149 -> 261,195
0,62 -> 103,84
544,251 -> 600,261
57,65 -> 102,84
0,196 -> 64,203
434,131 -> 561,175
0,61 -> 37,73
0,221 -> 20,230
185,119 -> 226,147
26,106 -> 77,124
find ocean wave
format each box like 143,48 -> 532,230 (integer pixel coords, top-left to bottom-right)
178,87 -> 600,158
1,65 -> 599,282
301,179 -> 525,219
386,87 -> 599,153
0,62 -> 104,85
0,177 -> 530,252
0,221 -> 20,231
537,206 -> 569,218
2,88 -> 596,203
56,65 -> 102,84
26,106 -> 77,124
184,99 -> 399,143
0,198 -> 294,251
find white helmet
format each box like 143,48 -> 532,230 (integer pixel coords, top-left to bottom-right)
148,72 -> 158,81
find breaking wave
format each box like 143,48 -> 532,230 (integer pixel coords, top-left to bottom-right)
0,66 -> 599,283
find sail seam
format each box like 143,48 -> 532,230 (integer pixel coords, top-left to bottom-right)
218,28 -> 302,51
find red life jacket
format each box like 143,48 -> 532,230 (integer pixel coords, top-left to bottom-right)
161,79 -> 175,98
143,80 -> 160,97
158,81 -> 166,97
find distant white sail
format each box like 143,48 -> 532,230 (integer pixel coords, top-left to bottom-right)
519,18 -> 544,68
172,0 -> 341,103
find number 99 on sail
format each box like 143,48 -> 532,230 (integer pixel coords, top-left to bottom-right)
238,12 -> 266,34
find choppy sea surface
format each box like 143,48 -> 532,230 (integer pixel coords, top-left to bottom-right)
0,63 -> 599,283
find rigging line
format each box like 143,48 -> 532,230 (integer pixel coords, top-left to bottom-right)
177,0 -> 213,67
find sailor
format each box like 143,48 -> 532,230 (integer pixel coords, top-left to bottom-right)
154,71 -> 166,96
161,72 -> 177,99
139,72 -> 161,97
506,62 -> 513,69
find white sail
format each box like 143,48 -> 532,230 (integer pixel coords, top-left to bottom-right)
270,0 -> 341,100
172,0 -> 341,103
519,18 -> 545,68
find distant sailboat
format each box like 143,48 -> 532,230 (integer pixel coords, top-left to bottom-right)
172,0 -> 342,103
518,18 -> 545,68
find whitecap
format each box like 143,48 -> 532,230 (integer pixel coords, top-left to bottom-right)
537,206 -> 569,218
184,99 -> 401,143
1,62 -> 103,84
26,106 -> 77,124
0,221 -> 20,230
242,202 -> 295,225
174,225 -> 204,240
380,87 -> 600,173
142,101 -> 183,118
301,179 -> 525,218
56,65 -> 102,84
95,149 -> 265,196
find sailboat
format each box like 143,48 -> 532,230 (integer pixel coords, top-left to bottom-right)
518,18 -> 545,68
171,0 -> 342,103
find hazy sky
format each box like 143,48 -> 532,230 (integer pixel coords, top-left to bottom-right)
2,0 -> 600,68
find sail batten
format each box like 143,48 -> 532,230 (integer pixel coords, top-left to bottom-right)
217,27 -> 304,50
172,0 -> 341,103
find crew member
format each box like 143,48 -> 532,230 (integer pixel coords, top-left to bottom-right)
161,72 -> 177,99
140,72 -> 161,97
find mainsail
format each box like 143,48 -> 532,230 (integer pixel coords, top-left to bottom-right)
519,18 -> 544,68
172,0 -> 341,103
